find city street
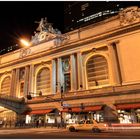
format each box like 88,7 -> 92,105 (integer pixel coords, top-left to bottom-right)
0,127 -> 140,139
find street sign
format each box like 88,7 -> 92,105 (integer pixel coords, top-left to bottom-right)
63,103 -> 70,107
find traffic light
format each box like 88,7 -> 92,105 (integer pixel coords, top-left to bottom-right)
27,94 -> 32,100
61,86 -> 63,93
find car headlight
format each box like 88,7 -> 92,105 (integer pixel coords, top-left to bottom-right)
104,124 -> 107,127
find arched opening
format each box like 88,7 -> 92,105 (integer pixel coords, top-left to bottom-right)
86,55 -> 109,89
0,106 -> 17,128
36,67 -> 51,95
0,76 -> 11,96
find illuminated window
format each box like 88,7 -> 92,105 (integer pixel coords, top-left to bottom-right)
86,55 -> 109,88
20,82 -> 24,97
1,76 -> 11,96
36,68 -> 50,95
62,57 -> 71,92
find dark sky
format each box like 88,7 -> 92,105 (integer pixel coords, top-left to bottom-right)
0,1 -> 64,50
0,1 -> 140,51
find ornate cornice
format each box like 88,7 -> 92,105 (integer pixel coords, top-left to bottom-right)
119,6 -> 140,26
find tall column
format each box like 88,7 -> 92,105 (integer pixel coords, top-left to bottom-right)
28,64 -> 34,94
108,41 -> 122,85
70,54 -> 77,91
15,68 -> 20,97
24,65 -> 30,97
51,59 -> 56,94
57,58 -> 64,93
77,52 -> 84,90
10,69 -> 16,97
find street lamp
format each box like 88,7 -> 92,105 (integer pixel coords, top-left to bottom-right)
20,38 -> 31,47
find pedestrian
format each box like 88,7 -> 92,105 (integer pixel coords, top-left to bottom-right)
36,119 -> 39,128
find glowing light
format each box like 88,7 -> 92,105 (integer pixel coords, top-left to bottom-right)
20,39 -> 30,47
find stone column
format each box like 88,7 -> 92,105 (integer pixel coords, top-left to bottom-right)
51,59 -> 56,94
108,41 -> 122,85
70,54 -> 77,91
24,65 -> 30,97
28,64 -> 34,94
15,68 -> 20,97
104,104 -> 119,123
77,52 -> 84,90
57,58 -> 64,93
10,69 -> 16,97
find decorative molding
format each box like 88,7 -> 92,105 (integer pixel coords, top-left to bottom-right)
19,48 -> 31,58
119,6 -> 140,26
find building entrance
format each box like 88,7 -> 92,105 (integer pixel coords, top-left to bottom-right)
0,106 -> 16,128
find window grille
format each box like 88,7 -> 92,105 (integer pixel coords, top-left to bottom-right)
86,55 -> 109,88
1,76 -> 11,95
36,68 -> 50,95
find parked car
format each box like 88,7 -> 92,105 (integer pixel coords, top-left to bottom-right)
66,119 -> 108,132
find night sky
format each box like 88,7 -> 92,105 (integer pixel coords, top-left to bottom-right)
0,1 -> 64,50
0,1 -> 140,51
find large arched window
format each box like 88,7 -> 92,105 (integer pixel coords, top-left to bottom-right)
36,67 -> 50,95
86,55 -> 109,89
1,76 -> 11,96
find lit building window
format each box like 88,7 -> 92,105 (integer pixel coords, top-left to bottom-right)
86,55 -> 109,89
0,76 -> 11,96
62,57 -> 71,92
36,68 -> 50,95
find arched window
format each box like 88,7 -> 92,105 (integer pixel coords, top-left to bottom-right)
1,76 -> 11,96
36,67 -> 50,95
86,55 -> 109,89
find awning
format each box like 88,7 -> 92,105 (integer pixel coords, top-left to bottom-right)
62,105 -> 103,113
115,103 -> 140,110
26,109 -> 53,115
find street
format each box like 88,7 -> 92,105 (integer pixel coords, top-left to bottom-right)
0,127 -> 140,139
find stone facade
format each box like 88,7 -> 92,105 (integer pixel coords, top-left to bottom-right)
1,7 -> 140,125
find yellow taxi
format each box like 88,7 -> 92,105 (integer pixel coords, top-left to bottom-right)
66,119 -> 108,133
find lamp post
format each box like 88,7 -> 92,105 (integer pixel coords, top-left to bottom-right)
56,82 -> 64,128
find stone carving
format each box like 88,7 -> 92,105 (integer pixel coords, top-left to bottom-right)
119,6 -> 140,26
20,48 -> 31,58
31,17 -> 69,46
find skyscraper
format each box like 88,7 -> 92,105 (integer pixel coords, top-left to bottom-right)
64,1 -> 140,32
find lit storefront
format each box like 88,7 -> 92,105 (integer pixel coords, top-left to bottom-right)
116,103 -> 140,123
25,108 -> 59,126
62,105 -> 104,124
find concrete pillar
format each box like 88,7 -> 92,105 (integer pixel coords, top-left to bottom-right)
15,68 -> 20,97
77,52 -> 84,90
28,64 -> 34,94
51,59 -> 56,94
24,65 -> 30,97
70,54 -> 77,91
108,42 -> 122,85
57,58 -> 64,93
104,104 -> 119,123
10,69 -> 16,97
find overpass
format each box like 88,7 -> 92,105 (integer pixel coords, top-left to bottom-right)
0,94 -> 28,114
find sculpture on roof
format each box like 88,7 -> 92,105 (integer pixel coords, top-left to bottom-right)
31,17 -> 68,46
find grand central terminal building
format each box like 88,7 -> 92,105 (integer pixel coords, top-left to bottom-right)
0,6 -> 140,127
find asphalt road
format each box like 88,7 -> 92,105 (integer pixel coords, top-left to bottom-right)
0,127 -> 140,139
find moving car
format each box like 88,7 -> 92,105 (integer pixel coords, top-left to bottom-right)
66,119 -> 108,132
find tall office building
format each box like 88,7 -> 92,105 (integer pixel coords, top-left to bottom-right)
64,1 -> 140,32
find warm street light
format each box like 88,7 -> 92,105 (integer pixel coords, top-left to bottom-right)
20,39 -> 30,47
